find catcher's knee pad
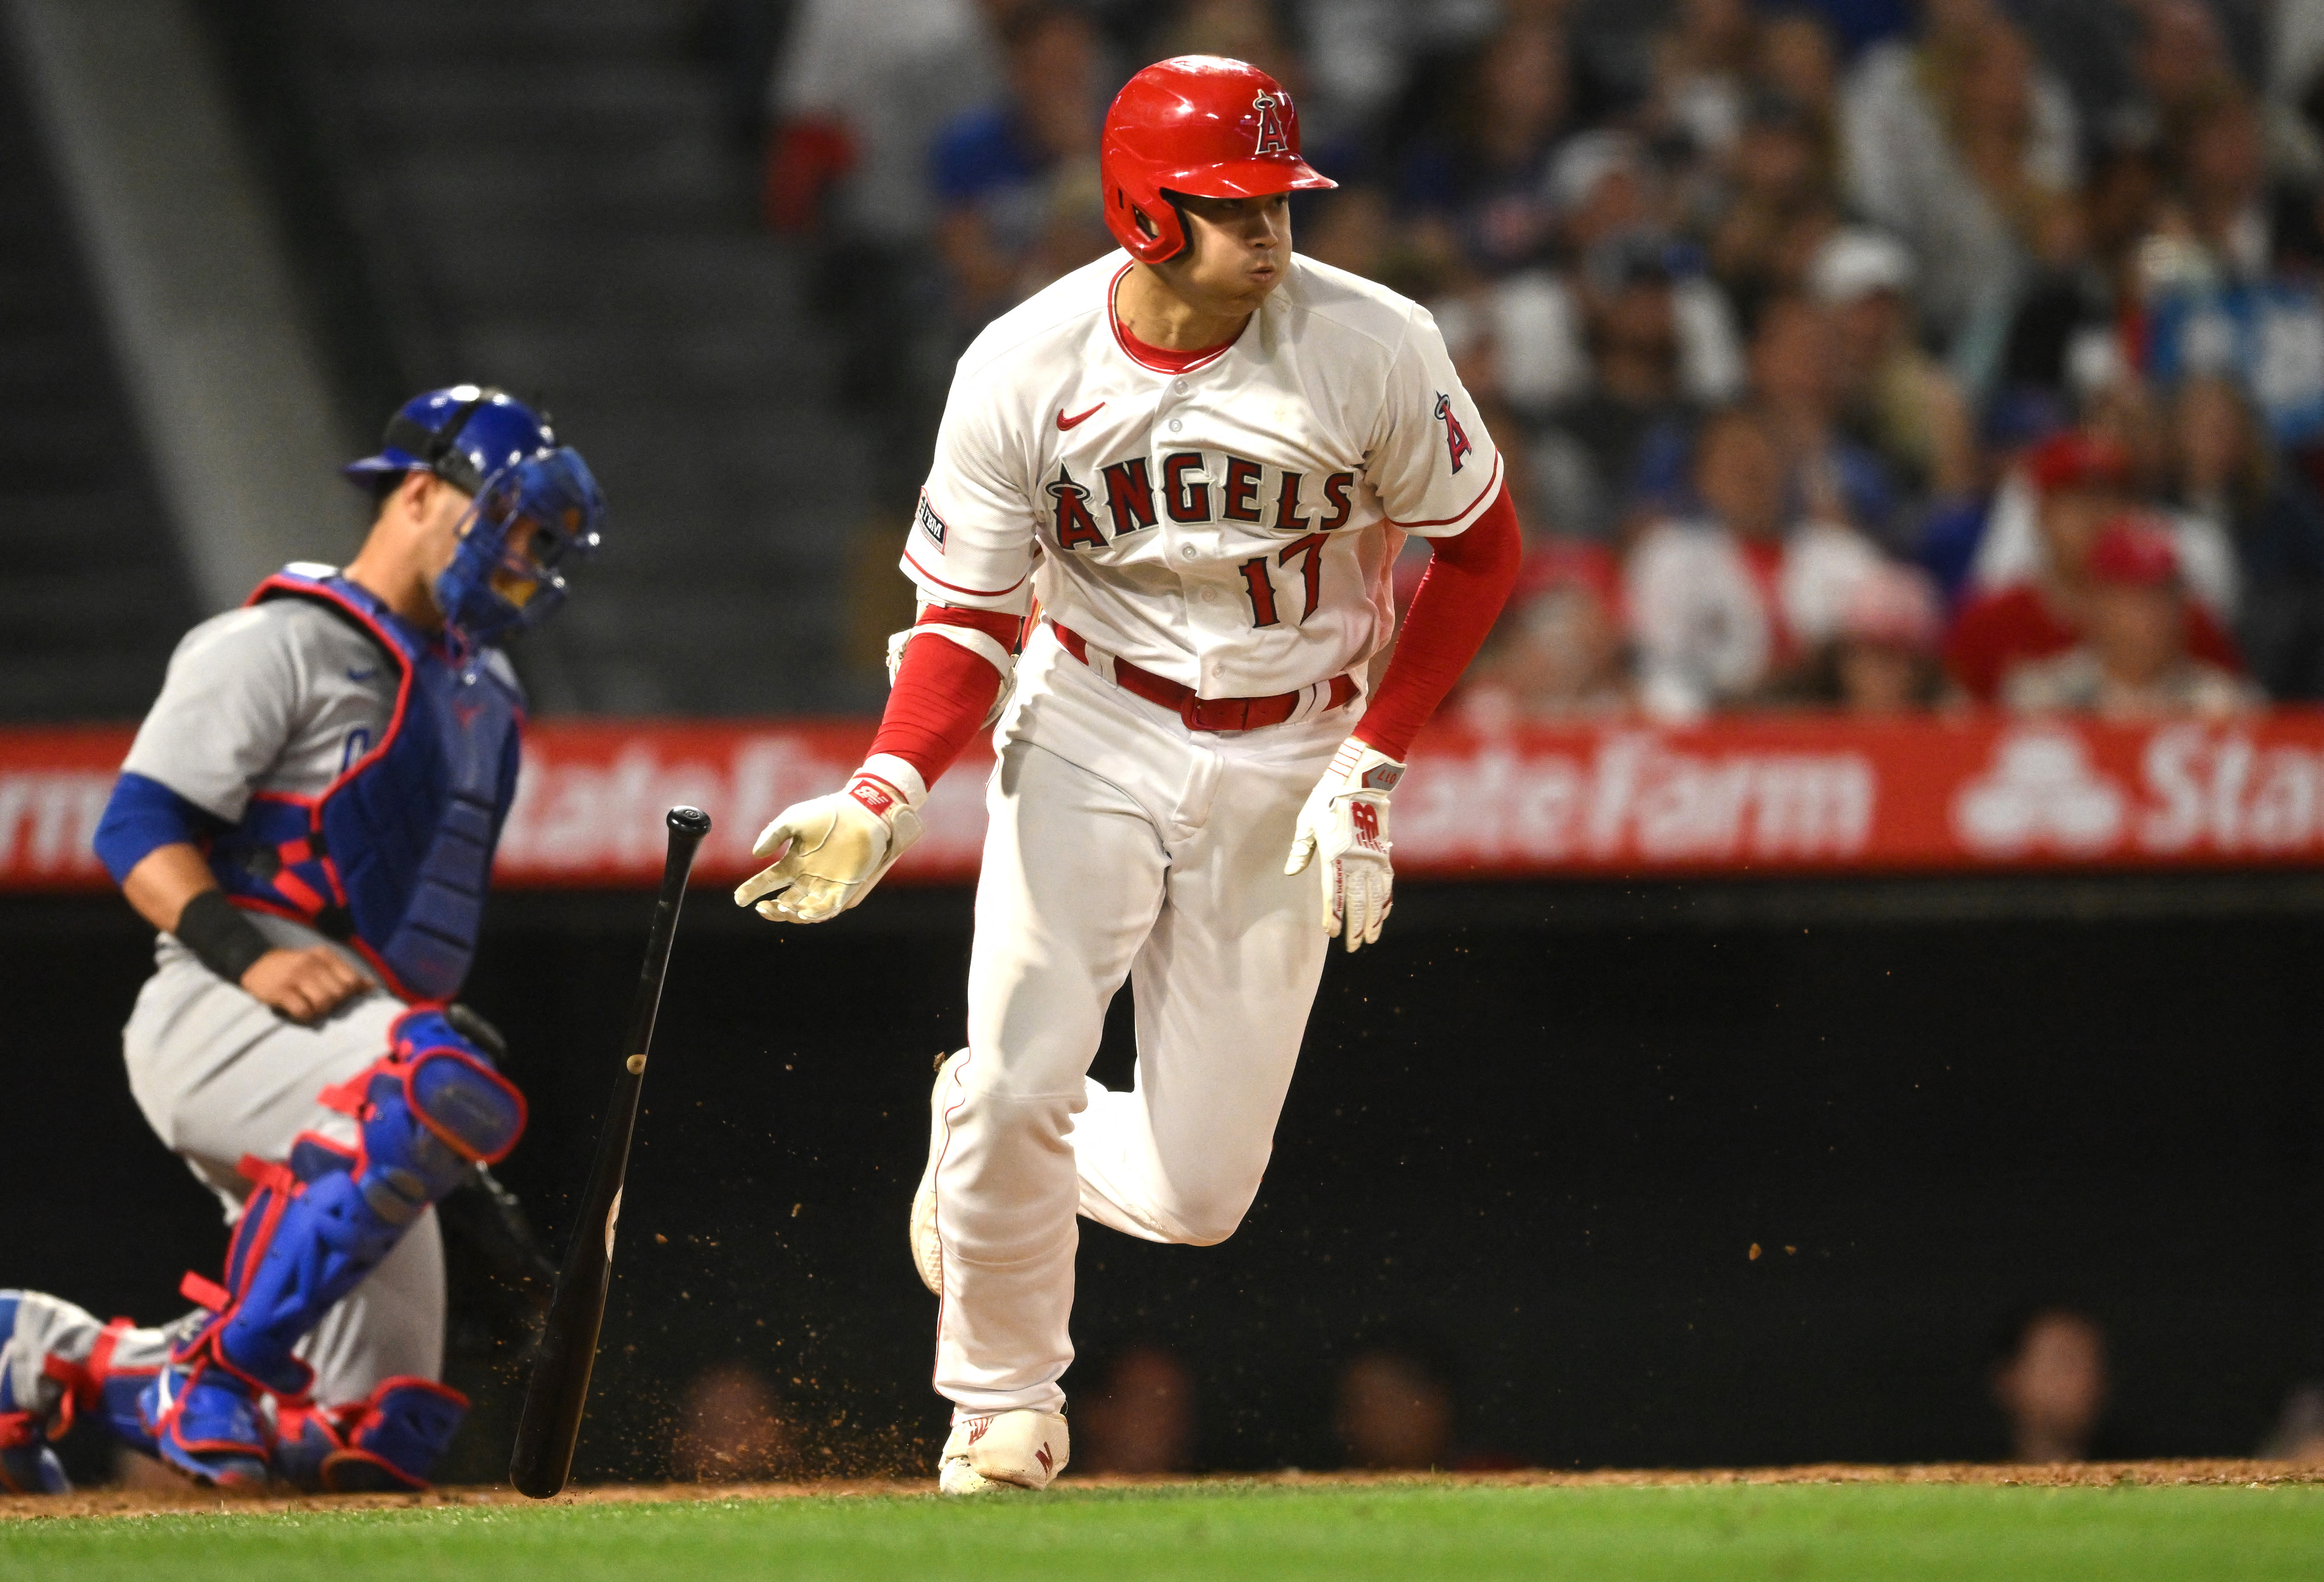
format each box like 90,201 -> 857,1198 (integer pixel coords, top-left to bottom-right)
276,1377 -> 468,1492
183,1010 -> 525,1397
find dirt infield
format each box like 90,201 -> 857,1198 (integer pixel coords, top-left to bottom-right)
6,1459 -> 2322,1522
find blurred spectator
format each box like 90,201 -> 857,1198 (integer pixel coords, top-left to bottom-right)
670,1361 -> 797,1481
1335,1338 -> 1455,1471
2137,102 -> 2324,457
764,0 -> 997,244
1746,293 -> 1894,538
1988,1306 -> 2117,1463
1627,407 -> 1883,716
2135,0 -> 2247,155
1780,560 -> 1947,711
1647,0 -> 1762,163
1945,431 -> 2245,701
2259,1381 -> 2324,1462
1701,90 -> 1840,322
1840,1 -> 2079,351
1914,387 -> 2071,602
1155,0 -> 1304,100
931,3 -> 1112,328
1815,228 -> 1978,506
765,0 -> 1000,428
1757,9 -> 1844,127
2171,374 -> 2324,697
1462,539 -> 1634,723
1398,14 -> 1575,278
1072,1343 -> 1196,1476
2004,516 -> 2260,717
2081,377 -> 2242,616
2173,90 -> 2272,282
1996,129 -> 2163,407
1552,130 -> 1664,265
1514,235 -> 1738,539
1782,0 -> 1915,58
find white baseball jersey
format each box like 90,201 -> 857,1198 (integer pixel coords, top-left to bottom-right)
902,251 -> 1504,700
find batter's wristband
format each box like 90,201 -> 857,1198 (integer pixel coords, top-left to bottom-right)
173,889 -> 274,986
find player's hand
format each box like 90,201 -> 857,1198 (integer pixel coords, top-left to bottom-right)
240,946 -> 374,1024
1285,737 -> 1406,954
735,769 -> 925,924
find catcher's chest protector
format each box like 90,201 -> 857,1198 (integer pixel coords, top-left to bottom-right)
207,567 -> 523,1002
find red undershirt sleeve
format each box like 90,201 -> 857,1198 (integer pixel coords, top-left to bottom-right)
866,606 -> 1020,788
1353,482 -> 1522,761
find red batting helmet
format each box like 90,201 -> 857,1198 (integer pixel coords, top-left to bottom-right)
1101,55 -> 1337,263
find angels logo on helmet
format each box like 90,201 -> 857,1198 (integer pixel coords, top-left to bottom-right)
1097,55 -> 1337,264
1250,90 -> 1289,156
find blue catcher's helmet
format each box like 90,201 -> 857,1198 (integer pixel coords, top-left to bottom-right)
345,385 -> 605,648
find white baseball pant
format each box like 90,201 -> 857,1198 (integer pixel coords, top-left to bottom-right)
121,926 -> 445,1407
930,628 -> 1348,1414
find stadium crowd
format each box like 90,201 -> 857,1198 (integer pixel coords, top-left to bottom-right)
762,0 -> 2324,722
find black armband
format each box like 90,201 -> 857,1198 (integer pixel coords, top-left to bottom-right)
174,890 -> 273,985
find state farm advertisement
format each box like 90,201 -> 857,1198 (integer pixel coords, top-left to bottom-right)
7,714 -> 2324,891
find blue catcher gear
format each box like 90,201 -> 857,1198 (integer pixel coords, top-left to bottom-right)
1,1291 -> 179,1492
202,567 -> 524,1003
145,1010 -> 523,1486
275,1378 -> 469,1492
432,446 -> 604,649
344,384 -> 557,498
343,385 -> 604,651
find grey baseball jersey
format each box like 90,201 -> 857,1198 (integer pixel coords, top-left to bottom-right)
124,598 -> 400,821
114,587 -> 470,1403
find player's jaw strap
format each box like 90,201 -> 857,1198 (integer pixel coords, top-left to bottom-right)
1050,619 -> 1357,733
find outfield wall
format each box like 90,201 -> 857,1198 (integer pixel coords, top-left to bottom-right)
11,712 -> 2324,896
8,866 -> 2321,1482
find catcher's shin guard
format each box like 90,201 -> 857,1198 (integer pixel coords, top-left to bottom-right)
1,1290 -> 179,1492
276,1377 -> 468,1492
151,1010 -> 522,1483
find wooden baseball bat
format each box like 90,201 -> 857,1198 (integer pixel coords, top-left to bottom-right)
509,804 -> 712,1498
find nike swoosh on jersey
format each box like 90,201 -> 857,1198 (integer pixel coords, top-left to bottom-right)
347,667 -> 379,681
1056,403 -> 1105,431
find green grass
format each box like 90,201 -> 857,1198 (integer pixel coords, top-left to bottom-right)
5,1481 -> 2323,1582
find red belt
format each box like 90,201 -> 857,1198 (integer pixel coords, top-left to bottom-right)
1051,620 -> 1358,733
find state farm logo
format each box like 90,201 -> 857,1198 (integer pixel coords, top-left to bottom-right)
1951,724 -> 2324,862
0,768 -> 113,882
1952,730 -> 2126,858
1396,733 -> 1877,864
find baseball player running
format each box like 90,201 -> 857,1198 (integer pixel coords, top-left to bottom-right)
0,388 -> 602,1494
736,57 -> 1520,1493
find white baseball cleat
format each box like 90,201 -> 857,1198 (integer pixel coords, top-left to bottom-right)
910,1049 -> 969,1296
938,1409 -> 1068,1494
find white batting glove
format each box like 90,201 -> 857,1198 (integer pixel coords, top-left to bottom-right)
734,756 -> 926,924
1284,736 -> 1405,953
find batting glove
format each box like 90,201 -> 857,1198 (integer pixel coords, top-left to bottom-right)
734,756 -> 926,924
1284,736 -> 1405,953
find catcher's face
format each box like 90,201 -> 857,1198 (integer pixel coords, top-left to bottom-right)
1158,192 -> 1291,318
391,470 -> 473,585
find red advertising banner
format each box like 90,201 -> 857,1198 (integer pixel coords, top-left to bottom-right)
9,712 -> 2324,892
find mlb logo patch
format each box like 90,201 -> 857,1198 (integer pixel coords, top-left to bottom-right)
916,491 -> 949,550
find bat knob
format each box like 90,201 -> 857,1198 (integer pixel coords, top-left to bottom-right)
667,806 -> 712,838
